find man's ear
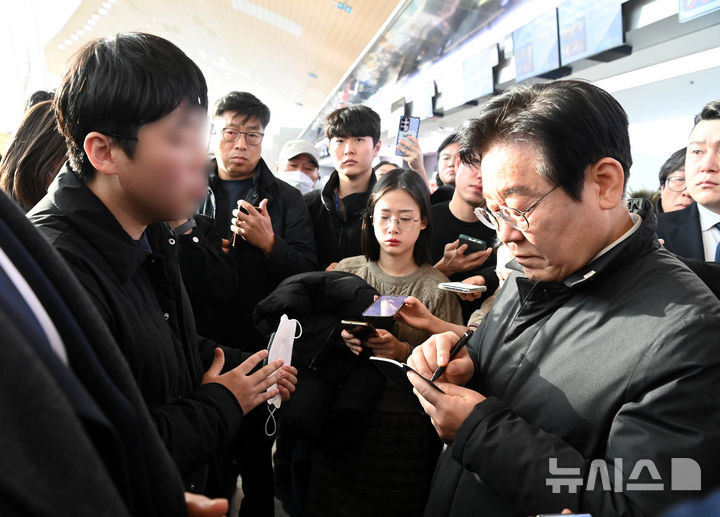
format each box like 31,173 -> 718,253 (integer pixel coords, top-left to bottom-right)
373,139 -> 382,158
589,157 -> 625,210
83,132 -> 121,177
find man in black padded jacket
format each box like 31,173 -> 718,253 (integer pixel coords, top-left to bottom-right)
29,33 -> 296,494
408,80 -> 720,517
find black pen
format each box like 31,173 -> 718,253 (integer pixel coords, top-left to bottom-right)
430,326 -> 476,382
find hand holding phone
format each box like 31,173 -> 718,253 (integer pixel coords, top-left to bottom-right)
340,320 -> 378,342
395,116 -> 420,157
459,234 -> 488,255
438,282 -> 487,294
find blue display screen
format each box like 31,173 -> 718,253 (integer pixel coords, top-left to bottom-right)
513,9 -> 561,82
558,0 -> 624,65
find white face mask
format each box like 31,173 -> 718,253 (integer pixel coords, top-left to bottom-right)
277,169 -> 318,195
264,314 -> 301,437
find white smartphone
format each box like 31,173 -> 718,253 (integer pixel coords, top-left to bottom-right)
362,295 -> 408,318
438,282 -> 488,294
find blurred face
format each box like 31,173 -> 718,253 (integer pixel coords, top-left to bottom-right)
279,153 -> 319,182
213,112 -> 264,180
437,142 -> 459,184
686,119 -> 720,213
481,141 -> 608,282
454,161 -> 484,207
660,168 -> 692,212
330,135 -> 380,180
372,188 -> 427,260
114,104 -> 210,222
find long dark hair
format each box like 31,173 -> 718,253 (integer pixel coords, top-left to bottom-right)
361,168 -> 432,266
0,100 -> 67,211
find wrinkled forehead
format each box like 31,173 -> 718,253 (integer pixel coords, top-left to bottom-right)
214,112 -> 263,130
479,140 -> 547,203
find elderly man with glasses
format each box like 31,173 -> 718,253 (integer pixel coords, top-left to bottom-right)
406,80 -> 720,517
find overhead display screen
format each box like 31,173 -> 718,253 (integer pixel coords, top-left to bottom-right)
513,9 -> 561,82
558,0 -> 624,65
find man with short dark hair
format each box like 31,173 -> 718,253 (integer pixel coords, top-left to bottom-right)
28,33 -> 297,495
657,100 -> 720,261
197,91 -> 316,515
1,182 -> 231,517
430,133 -> 459,204
304,104 -> 382,269
431,160 -> 497,321
199,92 -> 317,348
407,80 -> 720,517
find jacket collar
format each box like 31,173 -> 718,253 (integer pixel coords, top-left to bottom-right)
44,166 -> 173,283
320,169 -> 377,213
506,198 -> 661,289
209,157 -> 276,196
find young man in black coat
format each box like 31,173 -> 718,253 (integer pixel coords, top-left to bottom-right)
0,186 -> 228,515
304,105 -> 381,270
408,80 -> 720,517
28,33 -> 297,495
431,160 -> 498,321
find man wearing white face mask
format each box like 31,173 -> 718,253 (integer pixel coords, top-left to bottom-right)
276,140 -> 321,195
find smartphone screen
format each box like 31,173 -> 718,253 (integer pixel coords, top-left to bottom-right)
340,320 -> 378,341
395,116 -> 420,157
459,234 -> 488,254
370,356 -> 445,394
362,295 -> 408,318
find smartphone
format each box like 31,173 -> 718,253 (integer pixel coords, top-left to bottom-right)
362,295 -> 408,318
370,356 -> 445,394
459,234 -> 488,254
537,514 -> 591,517
238,204 -> 262,216
340,320 -> 378,341
438,282 -> 487,294
395,116 -> 420,157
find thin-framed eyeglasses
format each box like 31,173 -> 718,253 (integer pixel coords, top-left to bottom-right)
664,175 -> 686,193
474,185 -> 558,232
372,213 -> 421,231
215,127 -> 264,146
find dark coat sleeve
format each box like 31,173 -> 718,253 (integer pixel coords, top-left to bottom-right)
266,186 -> 318,278
675,256 -> 720,299
149,382 -> 244,474
454,314 -> 720,517
0,311 -> 133,517
58,249 -> 246,477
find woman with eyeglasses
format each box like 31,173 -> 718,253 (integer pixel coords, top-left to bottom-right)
306,168 -> 462,516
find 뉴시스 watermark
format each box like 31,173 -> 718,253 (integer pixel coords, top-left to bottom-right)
546,457 -> 701,493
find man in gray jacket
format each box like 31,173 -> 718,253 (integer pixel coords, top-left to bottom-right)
408,80 -> 720,517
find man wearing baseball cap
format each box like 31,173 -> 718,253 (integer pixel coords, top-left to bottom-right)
276,139 -> 321,195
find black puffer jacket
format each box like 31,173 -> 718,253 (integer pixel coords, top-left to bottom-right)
424,199 -> 720,517
254,271 -> 393,446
